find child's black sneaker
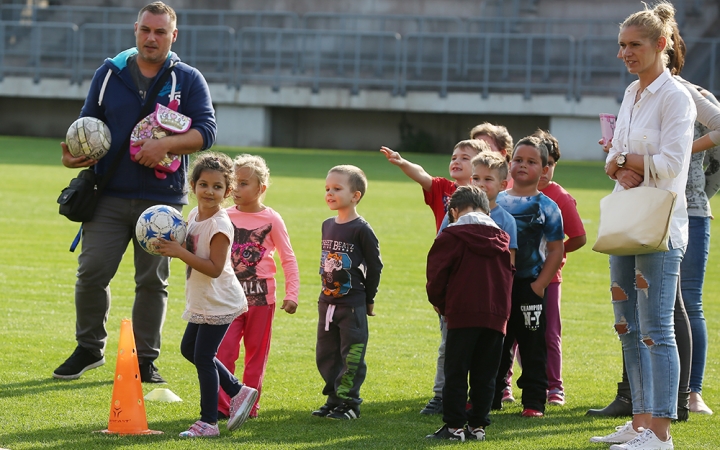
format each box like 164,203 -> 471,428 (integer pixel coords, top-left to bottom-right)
53,345 -> 105,380
326,403 -> 360,420
311,403 -> 339,417
425,424 -> 466,441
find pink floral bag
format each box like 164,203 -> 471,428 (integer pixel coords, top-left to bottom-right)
129,99 -> 192,179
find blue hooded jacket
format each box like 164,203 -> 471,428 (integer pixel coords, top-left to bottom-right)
80,48 -> 217,205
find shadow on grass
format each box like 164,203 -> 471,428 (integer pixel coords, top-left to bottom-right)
0,396 -> 628,449
0,377 -> 112,399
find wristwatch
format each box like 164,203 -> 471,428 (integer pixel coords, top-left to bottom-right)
616,152 -> 628,168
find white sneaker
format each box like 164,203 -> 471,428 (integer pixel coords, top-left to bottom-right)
590,421 -> 642,444
609,429 -> 673,450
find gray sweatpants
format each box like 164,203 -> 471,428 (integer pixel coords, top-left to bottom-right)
432,314 -> 448,397
316,302 -> 368,407
74,196 -> 181,361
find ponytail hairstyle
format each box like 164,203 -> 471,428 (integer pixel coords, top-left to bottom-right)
620,1 -> 677,68
666,22 -> 686,75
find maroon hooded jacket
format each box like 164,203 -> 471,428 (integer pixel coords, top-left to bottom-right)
426,215 -> 514,335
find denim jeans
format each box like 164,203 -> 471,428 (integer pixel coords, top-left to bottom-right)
610,245 -> 684,419
680,216 -> 711,394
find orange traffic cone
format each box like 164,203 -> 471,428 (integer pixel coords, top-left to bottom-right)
99,319 -> 162,435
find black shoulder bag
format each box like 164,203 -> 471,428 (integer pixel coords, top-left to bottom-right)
58,62 -> 176,250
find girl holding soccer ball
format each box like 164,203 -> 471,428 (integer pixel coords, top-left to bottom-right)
154,152 -> 257,438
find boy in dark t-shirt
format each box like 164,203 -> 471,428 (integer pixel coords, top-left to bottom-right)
313,165 -> 383,420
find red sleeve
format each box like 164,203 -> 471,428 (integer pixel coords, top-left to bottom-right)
541,183 -> 585,239
422,177 -> 457,232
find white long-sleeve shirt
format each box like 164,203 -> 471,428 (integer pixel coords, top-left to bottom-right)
607,68 -> 696,249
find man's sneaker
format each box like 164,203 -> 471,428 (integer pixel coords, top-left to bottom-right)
327,403 -> 360,420
53,346 -> 105,380
521,408 -> 544,417
502,387 -> 515,403
139,361 -> 166,384
548,391 -> 566,406
465,426 -> 486,441
425,425 -> 465,441
609,429 -> 674,450
590,421 -> 643,444
420,396 -> 443,415
179,420 -> 220,438
311,403 -> 339,417
228,385 -> 259,431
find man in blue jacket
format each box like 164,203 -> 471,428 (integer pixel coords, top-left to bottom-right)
54,1 -> 217,383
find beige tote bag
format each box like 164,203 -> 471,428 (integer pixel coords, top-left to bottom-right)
593,155 -> 677,256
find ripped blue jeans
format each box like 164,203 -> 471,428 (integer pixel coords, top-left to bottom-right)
610,245 -> 684,419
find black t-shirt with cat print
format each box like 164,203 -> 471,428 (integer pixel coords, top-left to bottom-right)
319,216 -> 383,307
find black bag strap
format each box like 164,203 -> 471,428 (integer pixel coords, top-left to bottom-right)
94,61 -> 177,194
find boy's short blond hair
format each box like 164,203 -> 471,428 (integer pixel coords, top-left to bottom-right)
328,165 -> 368,203
471,151 -> 509,182
454,139 -> 490,155
469,122 -> 514,157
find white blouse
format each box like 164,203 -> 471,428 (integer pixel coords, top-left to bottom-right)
607,68 -> 696,249
182,207 -> 248,324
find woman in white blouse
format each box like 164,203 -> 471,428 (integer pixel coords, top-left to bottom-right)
590,3 -> 696,450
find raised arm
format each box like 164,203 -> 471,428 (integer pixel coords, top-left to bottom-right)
380,146 -> 433,191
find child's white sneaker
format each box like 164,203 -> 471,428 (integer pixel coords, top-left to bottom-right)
465,426 -> 486,441
227,385 -> 258,431
609,429 -> 673,450
590,421 -> 642,444
179,420 -> 219,438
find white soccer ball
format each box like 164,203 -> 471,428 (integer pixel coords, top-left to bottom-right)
65,117 -> 111,160
135,205 -> 187,256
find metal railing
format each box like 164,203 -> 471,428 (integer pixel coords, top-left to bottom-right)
0,21 -> 77,83
76,24 -> 236,85
237,28 -> 401,94
1,18 -> 720,100
401,33 -> 575,99
301,13 -> 463,34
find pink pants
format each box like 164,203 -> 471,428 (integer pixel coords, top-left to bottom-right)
507,282 -> 563,393
217,304 -> 275,416
544,282 -> 563,393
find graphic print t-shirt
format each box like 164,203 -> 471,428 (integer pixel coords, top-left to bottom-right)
496,192 -> 564,279
319,217 -> 383,307
226,207 -> 300,307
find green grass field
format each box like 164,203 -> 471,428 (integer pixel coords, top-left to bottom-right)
0,135 -> 718,449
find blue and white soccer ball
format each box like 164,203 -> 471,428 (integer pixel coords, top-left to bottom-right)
135,205 -> 187,256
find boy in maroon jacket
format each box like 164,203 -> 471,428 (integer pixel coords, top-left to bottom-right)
425,185 -> 514,442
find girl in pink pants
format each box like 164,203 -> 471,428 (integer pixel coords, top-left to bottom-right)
217,154 -> 300,419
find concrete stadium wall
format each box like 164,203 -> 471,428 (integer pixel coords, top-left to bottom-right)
0,76 -> 616,160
